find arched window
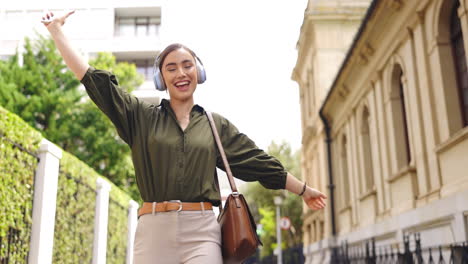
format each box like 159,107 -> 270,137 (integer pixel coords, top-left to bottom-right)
361,107 -> 375,191
390,65 -> 411,169
450,0 -> 468,126
340,135 -> 351,205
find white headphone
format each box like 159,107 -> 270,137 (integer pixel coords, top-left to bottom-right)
153,52 -> 206,91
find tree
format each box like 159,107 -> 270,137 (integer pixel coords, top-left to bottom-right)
243,141 -> 303,257
0,35 -> 144,201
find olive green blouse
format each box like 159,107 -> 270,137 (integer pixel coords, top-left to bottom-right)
80,66 -> 287,205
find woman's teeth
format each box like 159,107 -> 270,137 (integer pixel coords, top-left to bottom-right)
176,81 -> 189,87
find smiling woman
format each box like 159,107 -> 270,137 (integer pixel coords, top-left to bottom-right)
41,9 -> 327,264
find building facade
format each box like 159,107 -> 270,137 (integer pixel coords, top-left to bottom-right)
0,0 -> 164,103
293,0 -> 468,262
292,0 -> 371,259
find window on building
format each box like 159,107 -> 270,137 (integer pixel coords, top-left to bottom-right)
361,107 -> 375,192
135,59 -> 153,81
119,59 -> 153,81
309,223 -> 315,243
319,221 -> 324,240
115,16 -> 161,37
451,0 -> 468,126
340,135 -> 351,206
390,65 -> 411,169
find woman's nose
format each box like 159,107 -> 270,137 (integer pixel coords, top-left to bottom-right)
176,67 -> 187,77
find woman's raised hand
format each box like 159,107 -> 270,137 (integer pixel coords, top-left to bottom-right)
41,10 -> 75,28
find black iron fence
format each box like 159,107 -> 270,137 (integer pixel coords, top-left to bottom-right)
332,233 -> 468,264
244,244 -> 305,264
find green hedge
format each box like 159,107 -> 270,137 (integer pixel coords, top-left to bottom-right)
0,106 -> 134,263
0,106 -> 42,263
52,150 -> 134,264
107,187 -> 131,264
52,152 -> 98,264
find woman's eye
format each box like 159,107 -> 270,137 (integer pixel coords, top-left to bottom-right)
184,65 -> 193,69
167,68 -> 176,72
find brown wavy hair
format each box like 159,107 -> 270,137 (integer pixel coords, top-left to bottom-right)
157,43 -> 198,71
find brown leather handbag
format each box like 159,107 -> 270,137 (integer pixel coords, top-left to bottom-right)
206,112 -> 262,263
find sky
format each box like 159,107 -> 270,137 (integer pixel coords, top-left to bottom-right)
5,0 -> 308,152
160,0 -> 307,152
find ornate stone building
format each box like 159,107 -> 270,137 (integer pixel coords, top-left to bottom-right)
293,0 -> 468,262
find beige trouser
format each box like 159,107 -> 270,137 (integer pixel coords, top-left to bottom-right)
133,210 -> 222,264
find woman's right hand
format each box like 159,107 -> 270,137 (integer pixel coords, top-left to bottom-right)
41,10 -> 75,28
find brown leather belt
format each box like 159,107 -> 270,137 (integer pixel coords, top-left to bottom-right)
138,201 -> 213,217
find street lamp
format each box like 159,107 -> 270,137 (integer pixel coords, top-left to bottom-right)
274,196 -> 283,264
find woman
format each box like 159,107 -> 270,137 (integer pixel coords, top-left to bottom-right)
42,10 -> 327,264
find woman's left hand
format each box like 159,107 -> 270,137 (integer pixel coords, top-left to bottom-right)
303,187 -> 327,210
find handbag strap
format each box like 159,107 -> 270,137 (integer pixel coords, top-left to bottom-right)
206,112 -> 238,194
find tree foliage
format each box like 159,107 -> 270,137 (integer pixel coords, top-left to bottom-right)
0,35 -> 81,139
243,141 -> 303,257
0,35 -> 144,201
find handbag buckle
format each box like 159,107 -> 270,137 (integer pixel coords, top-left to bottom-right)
231,191 -> 239,196
168,200 -> 183,212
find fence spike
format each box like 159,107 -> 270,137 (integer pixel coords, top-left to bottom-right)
449,244 -> 454,264
428,247 -> 435,264
438,245 -> 446,264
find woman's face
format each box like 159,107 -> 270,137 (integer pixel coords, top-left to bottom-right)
161,48 -> 198,102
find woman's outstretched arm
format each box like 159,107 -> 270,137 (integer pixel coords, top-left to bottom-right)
285,172 -> 327,210
42,11 -> 89,80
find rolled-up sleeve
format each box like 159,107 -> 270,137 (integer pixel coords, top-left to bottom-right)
215,114 -> 287,190
80,66 -> 140,146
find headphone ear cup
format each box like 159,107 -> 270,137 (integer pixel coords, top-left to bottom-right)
153,69 -> 166,91
196,57 -> 206,84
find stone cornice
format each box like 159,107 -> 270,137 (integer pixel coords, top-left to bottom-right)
292,17 -> 315,84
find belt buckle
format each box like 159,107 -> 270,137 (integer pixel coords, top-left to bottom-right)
169,200 -> 183,212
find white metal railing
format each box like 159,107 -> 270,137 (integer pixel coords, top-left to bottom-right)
28,139 -> 138,264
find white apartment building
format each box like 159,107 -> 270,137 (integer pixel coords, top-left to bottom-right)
0,0 -> 165,104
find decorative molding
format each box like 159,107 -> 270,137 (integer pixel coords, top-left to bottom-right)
385,0 -> 404,11
302,123 -> 318,145
387,165 -> 417,183
416,10 -> 425,22
358,187 -> 377,201
406,26 -> 414,39
362,42 -> 375,58
355,42 -> 374,66
338,84 -> 350,99
435,126 -> 468,155
370,71 -> 381,85
338,203 -> 352,214
356,52 -> 369,65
